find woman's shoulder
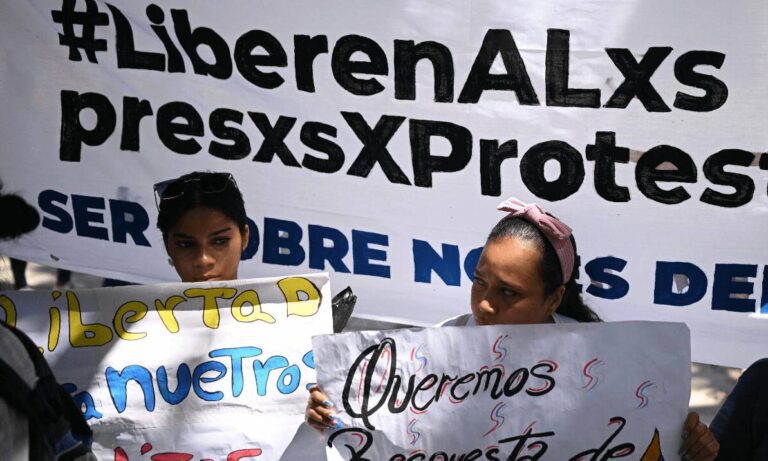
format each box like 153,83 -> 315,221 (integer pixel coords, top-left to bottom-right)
436,313 -> 475,327
438,313 -> 577,326
437,313 -> 578,327
552,312 -> 579,324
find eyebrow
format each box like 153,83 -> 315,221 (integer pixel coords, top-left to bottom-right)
171,227 -> 232,240
475,268 -> 525,291
208,227 -> 232,237
499,279 -> 525,292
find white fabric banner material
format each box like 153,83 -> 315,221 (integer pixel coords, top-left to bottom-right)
0,0 -> 766,367
0,274 -> 333,459
313,321 -> 691,460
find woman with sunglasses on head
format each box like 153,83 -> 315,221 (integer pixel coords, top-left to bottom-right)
155,171 -> 249,283
155,172 -> 351,460
307,197 -> 719,461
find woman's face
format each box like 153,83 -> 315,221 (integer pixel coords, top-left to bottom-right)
165,207 -> 249,283
470,237 -> 563,326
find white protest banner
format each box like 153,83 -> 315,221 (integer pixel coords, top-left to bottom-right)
313,322 -> 691,461
0,0 -> 766,367
0,273 -> 332,459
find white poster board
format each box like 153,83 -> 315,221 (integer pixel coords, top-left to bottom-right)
313,322 -> 690,460
0,0 -> 766,367
0,274 -> 332,459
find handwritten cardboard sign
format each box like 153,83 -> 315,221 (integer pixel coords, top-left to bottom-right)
1,274 -> 332,460
313,321 -> 690,460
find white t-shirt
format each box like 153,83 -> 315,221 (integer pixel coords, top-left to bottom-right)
0,325 -> 37,461
437,312 -> 579,327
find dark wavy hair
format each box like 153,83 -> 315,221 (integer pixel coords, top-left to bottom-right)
487,216 -> 601,323
156,172 -> 247,242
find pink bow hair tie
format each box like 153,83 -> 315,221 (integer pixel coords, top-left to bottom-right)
497,198 -> 572,241
496,197 -> 575,284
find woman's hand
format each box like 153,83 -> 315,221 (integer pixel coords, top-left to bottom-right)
306,385 -> 340,433
681,412 -> 719,461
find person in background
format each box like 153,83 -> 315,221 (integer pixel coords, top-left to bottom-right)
307,197 -> 719,461
2,184 -> 38,289
8,258 -> 72,291
56,269 -> 72,290
710,358 -> 767,460
8,262 -> 71,290
9,258 -> 28,290
0,181 -> 95,460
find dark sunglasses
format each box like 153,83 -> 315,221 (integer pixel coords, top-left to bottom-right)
153,172 -> 237,210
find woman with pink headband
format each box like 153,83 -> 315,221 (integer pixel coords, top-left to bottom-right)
439,197 -> 598,328
307,197 -> 719,460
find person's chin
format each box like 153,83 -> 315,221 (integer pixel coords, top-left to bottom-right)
473,316 -> 491,326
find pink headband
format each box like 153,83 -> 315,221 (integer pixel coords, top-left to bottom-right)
497,198 -> 575,284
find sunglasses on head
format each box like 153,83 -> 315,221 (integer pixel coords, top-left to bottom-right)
153,172 -> 237,210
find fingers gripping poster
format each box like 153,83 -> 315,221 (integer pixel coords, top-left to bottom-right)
313,322 -> 690,460
0,0 -> 766,368
0,274 -> 333,460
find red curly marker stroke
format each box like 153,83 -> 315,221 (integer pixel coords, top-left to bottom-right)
582,358 -> 605,392
636,380 -> 656,408
482,402 -> 507,437
492,334 -> 509,362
